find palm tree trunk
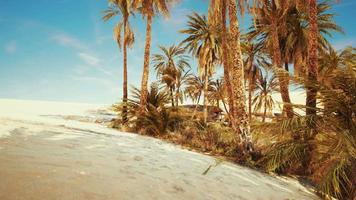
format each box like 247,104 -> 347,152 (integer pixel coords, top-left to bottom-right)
263,101 -> 267,122
228,0 -> 253,152
203,66 -> 209,124
248,70 -> 253,121
271,18 -> 293,118
170,87 -> 175,107
175,91 -> 179,108
306,0 -> 318,120
122,17 -> 128,124
284,62 -> 289,71
220,0 -> 235,122
294,49 -> 306,77
175,82 -> 180,108
140,15 -> 153,110
191,93 -> 201,120
302,0 -> 319,173
221,98 -> 229,116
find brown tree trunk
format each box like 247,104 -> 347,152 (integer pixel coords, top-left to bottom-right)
248,60 -> 254,121
175,80 -> 180,108
208,0 -> 220,26
271,18 -> 293,118
140,15 -> 153,110
263,101 -> 267,122
221,98 -> 229,116
170,87 -> 175,107
306,0 -> 318,119
175,91 -> 179,108
294,49 -> 304,77
203,66 -> 209,124
248,79 -> 253,121
284,62 -> 289,71
302,0 -> 319,173
220,0 -> 235,122
122,17 -> 128,124
228,0 -> 253,152
191,93 -> 201,120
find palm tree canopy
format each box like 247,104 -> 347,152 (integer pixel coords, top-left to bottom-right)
248,1 -> 343,67
102,0 -> 135,48
132,0 -> 172,18
184,74 -> 214,103
318,45 -> 356,84
180,12 -> 221,77
152,45 -> 190,78
253,69 -> 279,114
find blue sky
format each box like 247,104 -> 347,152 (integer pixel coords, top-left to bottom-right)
0,0 -> 355,104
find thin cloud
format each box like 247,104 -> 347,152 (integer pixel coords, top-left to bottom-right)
52,33 -> 86,50
52,33 -> 113,77
4,41 -> 17,54
78,52 -> 100,66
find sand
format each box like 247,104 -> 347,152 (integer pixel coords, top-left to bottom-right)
0,99 -> 319,200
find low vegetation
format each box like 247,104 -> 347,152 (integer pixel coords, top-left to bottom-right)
103,0 -> 355,199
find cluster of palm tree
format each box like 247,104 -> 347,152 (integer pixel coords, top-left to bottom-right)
103,0 -> 355,199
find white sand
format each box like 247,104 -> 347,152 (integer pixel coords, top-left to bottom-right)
0,98 -> 319,200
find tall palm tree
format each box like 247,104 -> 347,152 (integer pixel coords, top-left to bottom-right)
242,40 -> 266,120
280,1 -> 343,78
219,0 -> 235,124
253,70 -> 278,122
287,0 -> 344,173
248,0 -> 294,118
103,0 -> 135,124
227,0 -> 253,151
152,45 -> 190,108
180,12 -> 221,123
305,0 -> 319,122
132,0 -> 171,110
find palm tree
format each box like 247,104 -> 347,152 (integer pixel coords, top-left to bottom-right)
184,74 -> 214,120
281,1 -> 343,78
152,44 -> 190,108
318,45 -> 356,87
180,12 -> 221,123
219,0 -> 235,124
227,0 -> 253,152
132,0 -> 171,110
306,0 -> 320,120
175,70 -> 191,107
103,0 -> 135,124
185,74 -> 204,108
248,0 -> 294,118
209,78 -> 229,114
252,70 -> 278,122
242,40 -> 266,120
259,65 -> 356,200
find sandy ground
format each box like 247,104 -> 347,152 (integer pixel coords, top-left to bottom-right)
0,99 -> 319,200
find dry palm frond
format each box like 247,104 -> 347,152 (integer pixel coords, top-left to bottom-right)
261,140 -> 309,173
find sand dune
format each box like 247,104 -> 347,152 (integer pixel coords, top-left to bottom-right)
0,99 -> 318,200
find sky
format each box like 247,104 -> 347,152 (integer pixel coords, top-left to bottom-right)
0,0 -> 355,104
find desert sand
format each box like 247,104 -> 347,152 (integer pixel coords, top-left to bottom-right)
0,99 -> 318,200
